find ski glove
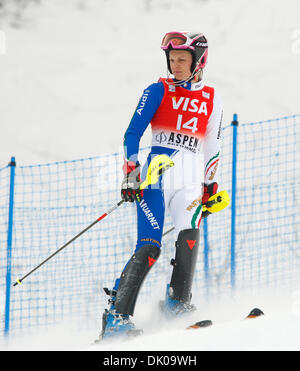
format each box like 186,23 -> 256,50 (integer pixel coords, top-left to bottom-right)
121,161 -> 143,202
202,182 -> 218,218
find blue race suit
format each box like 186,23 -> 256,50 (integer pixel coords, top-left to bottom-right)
114,78 -> 223,291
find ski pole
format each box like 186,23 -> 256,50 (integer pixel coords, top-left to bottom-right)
13,154 -> 174,287
162,190 -> 230,238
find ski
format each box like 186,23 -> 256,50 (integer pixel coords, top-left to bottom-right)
245,307 -> 264,319
94,308 -> 264,343
186,319 -> 213,329
186,308 -> 264,330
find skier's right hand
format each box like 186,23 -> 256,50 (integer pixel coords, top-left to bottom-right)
202,182 -> 218,218
121,161 -> 143,202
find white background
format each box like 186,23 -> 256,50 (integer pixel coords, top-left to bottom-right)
1,0 -> 299,168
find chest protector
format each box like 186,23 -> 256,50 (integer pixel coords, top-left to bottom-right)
151,78 -> 215,154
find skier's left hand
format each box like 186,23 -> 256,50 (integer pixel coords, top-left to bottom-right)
202,182 -> 218,218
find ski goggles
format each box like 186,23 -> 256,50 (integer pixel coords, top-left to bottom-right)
161,32 -> 197,50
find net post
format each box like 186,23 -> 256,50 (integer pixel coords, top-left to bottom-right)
231,114 -> 238,292
5,156 -> 16,336
203,217 -> 210,298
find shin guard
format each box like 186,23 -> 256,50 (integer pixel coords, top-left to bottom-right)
115,244 -> 160,316
169,228 -> 200,303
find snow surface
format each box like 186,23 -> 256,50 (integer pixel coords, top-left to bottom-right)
1,0 -> 300,351
2,285 -> 300,351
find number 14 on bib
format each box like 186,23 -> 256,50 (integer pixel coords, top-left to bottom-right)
176,115 -> 199,134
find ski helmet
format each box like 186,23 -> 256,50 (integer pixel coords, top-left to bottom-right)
161,32 -> 208,75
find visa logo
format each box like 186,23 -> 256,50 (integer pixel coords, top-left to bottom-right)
172,97 -> 208,115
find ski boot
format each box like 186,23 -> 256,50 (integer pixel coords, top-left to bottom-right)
96,288 -> 142,342
159,284 -> 196,317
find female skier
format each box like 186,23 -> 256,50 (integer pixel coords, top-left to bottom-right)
100,32 -> 223,339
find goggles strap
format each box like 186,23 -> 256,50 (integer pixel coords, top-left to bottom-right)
165,66 -> 203,87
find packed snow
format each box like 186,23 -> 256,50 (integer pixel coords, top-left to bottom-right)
3,285 -> 300,351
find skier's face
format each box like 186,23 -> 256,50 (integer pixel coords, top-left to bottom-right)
169,50 -> 193,81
